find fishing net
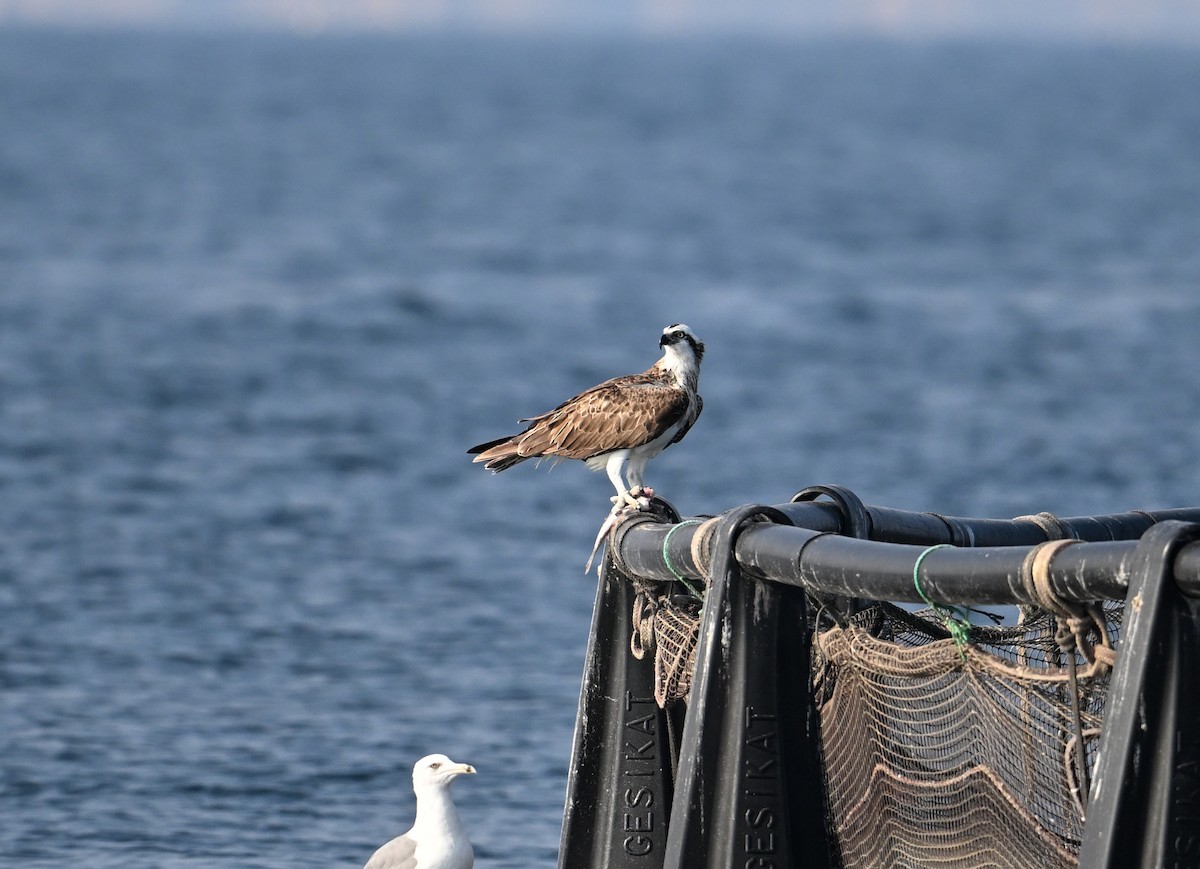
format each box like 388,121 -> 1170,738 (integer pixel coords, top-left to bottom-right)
630,588 -> 702,708
637,590 -> 1120,868
814,601 -> 1118,869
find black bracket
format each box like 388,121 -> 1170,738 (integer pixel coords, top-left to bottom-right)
557,547 -> 678,868
663,505 -> 836,869
1078,520 -> 1200,868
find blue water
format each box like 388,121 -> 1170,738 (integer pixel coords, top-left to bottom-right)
2,29 -> 1200,867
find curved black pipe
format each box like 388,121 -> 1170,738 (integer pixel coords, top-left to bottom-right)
612,507 -> 1200,604
737,525 -> 1151,604
772,500 -> 1200,546
791,484 -> 873,539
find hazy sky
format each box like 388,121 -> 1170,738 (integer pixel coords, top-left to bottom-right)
2,0 -> 1200,42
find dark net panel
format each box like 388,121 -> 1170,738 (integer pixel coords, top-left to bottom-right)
813,603 -> 1119,869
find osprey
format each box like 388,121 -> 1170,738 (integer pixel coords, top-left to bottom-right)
468,323 -> 704,510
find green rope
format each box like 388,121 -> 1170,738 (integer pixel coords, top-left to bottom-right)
912,543 -> 972,659
663,520 -> 705,600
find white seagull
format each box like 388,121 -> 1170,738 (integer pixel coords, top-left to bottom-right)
363,754 -> 476,869
468,323 -> 705,511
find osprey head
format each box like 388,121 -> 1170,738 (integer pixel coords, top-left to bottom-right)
659,323 -> 705,363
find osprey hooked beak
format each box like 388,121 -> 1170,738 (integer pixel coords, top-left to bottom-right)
659,323 -> 704,357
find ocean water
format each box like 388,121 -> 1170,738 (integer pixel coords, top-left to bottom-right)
2,29 -> 1200,867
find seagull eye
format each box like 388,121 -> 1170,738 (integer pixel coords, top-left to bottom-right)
429,762 -> 441,769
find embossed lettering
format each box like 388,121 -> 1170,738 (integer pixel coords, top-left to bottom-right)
624,812 -> 653,832
625,787 -> 654,808
745,707 -> 776,726
619,692 -> 659,858
626,712 -> 656,733
741,705 -> 781,864
745,831 -> 776,853
744,754 -> 777,778
1174,756 -> 1200,865
624,835 -> 653,857
626,737 -> 656,759
746,730 -> 777,752
745,807 -> 775,829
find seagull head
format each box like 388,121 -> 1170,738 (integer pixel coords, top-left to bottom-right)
659,323 -> 705,366
412,753 -> 477,792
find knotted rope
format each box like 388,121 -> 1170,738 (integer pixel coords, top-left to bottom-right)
1018,538 -> 1116,819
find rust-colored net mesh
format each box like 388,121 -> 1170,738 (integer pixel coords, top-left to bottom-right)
643,593 -> 1120,869
814,601 -> 1118,869
630,589 -> 702,708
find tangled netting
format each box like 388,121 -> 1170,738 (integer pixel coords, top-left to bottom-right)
635,590 -> 1121,869
815,602 -> 1118,869
631,588 -> 702,708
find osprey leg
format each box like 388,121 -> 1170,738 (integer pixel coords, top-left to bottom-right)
626,454 -> 655,501
604,451 -> 642,509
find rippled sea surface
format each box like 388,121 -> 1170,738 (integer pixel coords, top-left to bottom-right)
2,30 -> 1200,867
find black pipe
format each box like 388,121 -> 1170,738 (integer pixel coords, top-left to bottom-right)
612,509 -> 1200,605
772,501 -> 1200,546
738,525 -> 1150,604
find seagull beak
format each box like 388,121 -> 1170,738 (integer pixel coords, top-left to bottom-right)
456,763 -> 477,776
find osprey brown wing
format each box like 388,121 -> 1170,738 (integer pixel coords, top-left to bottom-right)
669,393 -> 702,447
469,372 -> 691,467
519,380 -> 688,460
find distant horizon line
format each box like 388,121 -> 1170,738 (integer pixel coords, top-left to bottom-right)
3,19 -> 1200,49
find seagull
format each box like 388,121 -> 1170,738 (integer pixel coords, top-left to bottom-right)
468,323 -> 704,512
363,754 -> 476,869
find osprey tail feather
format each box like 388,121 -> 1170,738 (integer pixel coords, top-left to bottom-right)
467,435 -> 530,472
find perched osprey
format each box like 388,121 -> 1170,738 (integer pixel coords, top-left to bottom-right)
468,324 -> 704,510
